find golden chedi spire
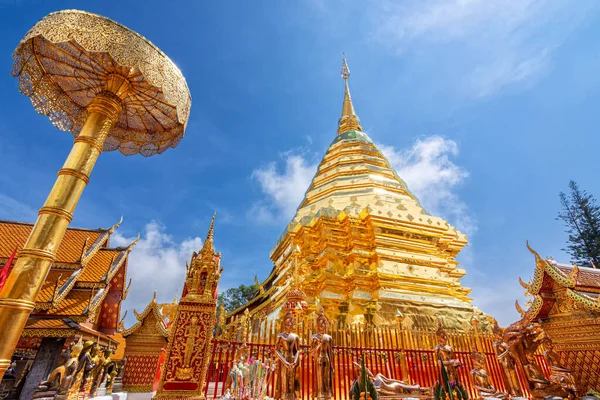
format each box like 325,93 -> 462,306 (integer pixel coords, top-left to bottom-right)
235,54 -> 485,333
338,54 -> 363,135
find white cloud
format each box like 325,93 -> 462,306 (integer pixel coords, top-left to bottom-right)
112,221 -> 203,325
250,152 -> 318,223
251,136 -> 475,235
0,194 -> 36,221
372,0 -> 595,98
379,136 -> 477,235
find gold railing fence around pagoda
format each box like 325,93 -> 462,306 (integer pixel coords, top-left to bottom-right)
204,322 -> 550,400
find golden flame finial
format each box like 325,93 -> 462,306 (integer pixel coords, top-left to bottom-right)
338,54 -> 362,135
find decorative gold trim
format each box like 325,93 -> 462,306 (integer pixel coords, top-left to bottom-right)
38,206 -> 73,222
58,168 -> 90,185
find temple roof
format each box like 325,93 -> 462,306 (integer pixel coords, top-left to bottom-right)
0,219 -> 136,331
518,242 -> 600,319
123,292 -> 169,338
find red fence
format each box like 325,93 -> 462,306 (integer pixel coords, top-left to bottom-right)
204,330 -> 549,399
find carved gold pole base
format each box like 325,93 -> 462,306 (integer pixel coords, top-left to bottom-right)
0,88 -> 125,377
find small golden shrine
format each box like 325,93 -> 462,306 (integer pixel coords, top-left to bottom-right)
233,57 -> 489,331
518,242 -> 600,391
122,292 -> 170,393
154,215 -> 223,399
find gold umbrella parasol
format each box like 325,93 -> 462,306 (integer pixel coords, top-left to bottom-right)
0,10 -> 191,376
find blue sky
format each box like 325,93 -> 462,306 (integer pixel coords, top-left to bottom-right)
1,0 -> 600,326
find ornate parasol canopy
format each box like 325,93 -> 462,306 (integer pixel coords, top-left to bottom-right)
11,10 -> 192,157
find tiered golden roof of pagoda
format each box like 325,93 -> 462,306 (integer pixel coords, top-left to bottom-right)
0,219 -> 137,337
237,57 -> 481,331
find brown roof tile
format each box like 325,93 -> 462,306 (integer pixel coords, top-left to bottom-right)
557,265 -> 600,288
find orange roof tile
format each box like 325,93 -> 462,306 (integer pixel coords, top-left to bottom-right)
0,220 -> 103,264
37,270 -> 70,303
25,319 -> 70,329
51,289 -> 92,316
80,249 -> 120,282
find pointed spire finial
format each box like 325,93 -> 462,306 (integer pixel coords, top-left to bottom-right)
341,53 -> 350,79
200,213 -> 216,255
338,53 -> 362,135
206,212 -> 216,243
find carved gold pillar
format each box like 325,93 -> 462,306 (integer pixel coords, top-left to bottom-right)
0,88 -> 125,375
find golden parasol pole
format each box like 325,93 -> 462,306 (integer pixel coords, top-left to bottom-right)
0,9 -> 191,377
0,85 -> 126,375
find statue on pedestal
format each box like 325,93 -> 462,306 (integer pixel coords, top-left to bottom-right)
434,321 -> 461,382
275,310 -> 300,400
310,308 -> 334,400
112,356 -> 126,393
32,337 -> 84,400
351,362 -> 428,397
492,321 -> 522,397
470,348 -> 507,399
77,341 -> 97,394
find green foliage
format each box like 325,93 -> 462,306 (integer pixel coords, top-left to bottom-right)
557,181 -> 600,268
434,357 -> 468,400
350,358 -> 378,400
586,389 -> 600,398
217,284 -> 258,312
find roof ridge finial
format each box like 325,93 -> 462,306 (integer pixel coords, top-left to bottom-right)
338,53 -> 362,135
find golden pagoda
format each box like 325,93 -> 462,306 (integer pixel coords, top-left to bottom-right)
234,57 -> 490,331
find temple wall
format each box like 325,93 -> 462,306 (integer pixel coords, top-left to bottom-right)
122,335 -> 166,393
541,314 -> 600,391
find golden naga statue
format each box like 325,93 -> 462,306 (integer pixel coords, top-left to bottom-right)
503,314 -> 568,399
491,321 -> 522,397
434,321 -> 461,382
351,362 -> 429,396
470,348 -> 507,399
275,310 -> 301,400
310,308 -> 334,400
543,337 -> 578,395
32,337 -> 84,399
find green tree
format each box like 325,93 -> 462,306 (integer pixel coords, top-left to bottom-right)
218,283 -> 258,312
557,181 -> 600,268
